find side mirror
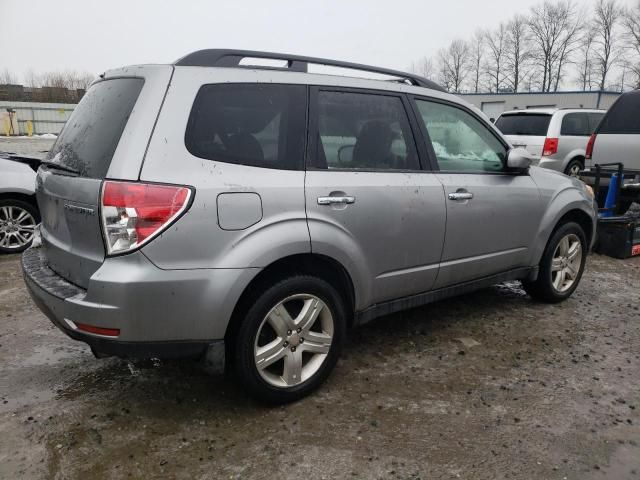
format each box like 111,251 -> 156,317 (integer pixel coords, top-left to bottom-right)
506,147 -> 533,172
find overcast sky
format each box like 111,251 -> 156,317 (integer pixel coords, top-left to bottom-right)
1,0 -> 636,81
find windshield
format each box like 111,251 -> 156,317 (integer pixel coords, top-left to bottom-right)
47,78 -> 144,178
494,113 -> 551,136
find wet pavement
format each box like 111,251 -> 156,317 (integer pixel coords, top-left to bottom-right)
1,252 -> 639,479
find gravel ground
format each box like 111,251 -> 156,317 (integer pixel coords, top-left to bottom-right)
0,137 -> 639,479
0,137 -> 55,159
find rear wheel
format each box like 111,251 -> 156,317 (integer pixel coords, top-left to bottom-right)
564,159 -> 584,177
0,199 -> 39,253
523,222 -> 587,303
233,275 -> 346,404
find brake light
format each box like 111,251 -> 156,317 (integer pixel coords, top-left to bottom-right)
101,181 -> 191,255
585,133 -> 596,159
542,137 -> 559,157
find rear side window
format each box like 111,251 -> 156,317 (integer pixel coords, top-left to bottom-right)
560,113 -> 590,136
47,78 -> 144,178
494,113 -> 551,136
598,91 -> 640,134
588,113 -> 604,132
314,91 -> 419,170
185,84 -> 306,170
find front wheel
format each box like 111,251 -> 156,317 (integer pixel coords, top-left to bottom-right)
233,275 -> 346,404
523,222 -> 587,303
0,199 -> 39,254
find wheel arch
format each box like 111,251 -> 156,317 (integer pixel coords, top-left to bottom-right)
0,192 -> 40,216
224,253 -> 356,359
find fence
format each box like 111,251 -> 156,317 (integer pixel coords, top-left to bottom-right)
0,101 -> 76,135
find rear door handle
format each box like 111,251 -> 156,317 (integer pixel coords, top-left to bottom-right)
317,196 -> 356,205
448,192 -> 474,201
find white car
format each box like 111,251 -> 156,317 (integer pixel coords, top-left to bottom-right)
0,156 -> 39,253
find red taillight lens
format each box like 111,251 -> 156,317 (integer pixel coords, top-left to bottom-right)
585,133 -> 596,160
75,322 -> 120,337
101,181 -> 191,255
542,137 -> 559,157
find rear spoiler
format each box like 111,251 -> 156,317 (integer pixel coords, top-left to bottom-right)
0,151 -> 44,172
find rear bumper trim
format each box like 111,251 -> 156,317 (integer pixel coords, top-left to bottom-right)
22,246 -> 85,300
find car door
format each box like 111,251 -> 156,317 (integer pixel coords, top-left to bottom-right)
411,97 -> 544,288
305,87 -> 446,308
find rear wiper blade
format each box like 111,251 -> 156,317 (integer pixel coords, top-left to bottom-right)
39,160 -> 80,175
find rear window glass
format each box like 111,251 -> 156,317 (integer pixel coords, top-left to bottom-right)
47,78 -> 144,178
185,84 -> 307,170
598,91 -> 640,134
494,113 -> 551,136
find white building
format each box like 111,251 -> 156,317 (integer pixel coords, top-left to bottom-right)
459,91 -> 621,121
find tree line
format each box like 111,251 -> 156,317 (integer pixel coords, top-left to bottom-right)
409,0 -> 640,94
0,68 -> 94,91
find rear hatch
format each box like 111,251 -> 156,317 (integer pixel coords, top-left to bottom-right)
36,66 -> 173,288
494,112 -> 552,158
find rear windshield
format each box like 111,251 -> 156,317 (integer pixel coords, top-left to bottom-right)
47,78 -> 144,178
494,113 -> 551,136
598,91 -> 640,134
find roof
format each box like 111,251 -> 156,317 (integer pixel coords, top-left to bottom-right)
460,90 -> 621,97
500,107 -> 606,116
174,49 -> 446,92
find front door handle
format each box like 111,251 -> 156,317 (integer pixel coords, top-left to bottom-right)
448,191 -> 474,201
317,196 -> 356,205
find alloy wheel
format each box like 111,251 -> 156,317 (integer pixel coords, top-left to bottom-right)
551,233 -> 582,292
0,205 -> 37,250
254,294 -> 334,388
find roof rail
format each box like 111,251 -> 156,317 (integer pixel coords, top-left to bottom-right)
175,49 -> 445,92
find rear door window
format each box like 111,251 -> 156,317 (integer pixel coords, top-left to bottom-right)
313,90 -> 420,170
494,113 -> 551,136
185,84 -> 307,170
598,92 -> 640,134
47,78 -> 144,178
560,113 -> 590,136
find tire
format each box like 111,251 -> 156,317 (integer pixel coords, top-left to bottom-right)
523,222 -> 587,303
564,159 -> 584,177
0,199 -> 40,254
233,275 -> 346,404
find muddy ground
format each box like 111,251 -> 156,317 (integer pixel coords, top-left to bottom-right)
1,137 -> 639,479
1,253 -> 639,480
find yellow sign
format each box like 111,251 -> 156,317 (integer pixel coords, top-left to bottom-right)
26,121 -> 33,137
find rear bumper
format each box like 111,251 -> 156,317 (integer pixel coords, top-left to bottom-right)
21,246 -> 255,360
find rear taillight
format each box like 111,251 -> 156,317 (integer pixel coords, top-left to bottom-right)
542,137 -> 559,157
585,133 -> 596,160
101,181 -> 191,255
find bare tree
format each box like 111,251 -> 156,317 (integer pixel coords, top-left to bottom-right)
38,70 -> 95,90
23,69 -> 43,88
437,39 -> 471,93
576,24 -> 597,90
504,15 -> 531,92
528,1 -> 581,92
593,0 -> 623,90
485,23 -> 508,92
0,68 -> 19,85
409,56 -> 436,81
623,1 -> 640,88
468,30 -> 486,93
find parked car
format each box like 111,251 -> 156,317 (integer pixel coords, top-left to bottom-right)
22,50 -> 597,403
586,89 -> 640,172
0,156 -> 39,253
495,108 -> 605,176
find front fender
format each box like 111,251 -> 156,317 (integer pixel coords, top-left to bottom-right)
529,184 -> 597,265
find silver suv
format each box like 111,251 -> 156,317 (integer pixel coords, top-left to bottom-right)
495,108 -> 605,176
22,50 -> 597,403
